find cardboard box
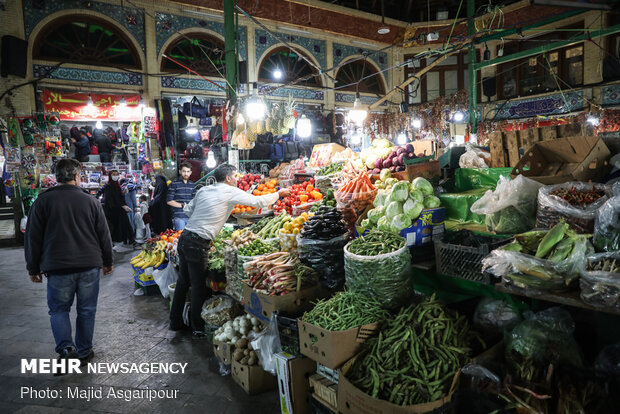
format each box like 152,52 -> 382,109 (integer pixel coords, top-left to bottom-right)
356,207 -> 445,247
213,340 -> 234,365
309,143 -> 346,168
231,360 -> 277,395
298,320 -> 379,369
309,374 -> 337,412
511,136 -> 611,184
275,353 -> 316,414
242,282 -> 325,323
337,354 -> 459,414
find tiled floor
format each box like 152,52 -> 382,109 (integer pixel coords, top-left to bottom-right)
0,247 -> 280,414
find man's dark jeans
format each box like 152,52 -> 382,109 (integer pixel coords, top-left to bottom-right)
47,268 -> 100,358
170,230 -> 211,332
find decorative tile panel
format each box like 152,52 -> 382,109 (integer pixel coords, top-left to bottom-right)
602,84 -> 620,106
254,29 -> 326,69
33,64 -> 143,86
161,76 -> 247,94
258,85 -> 324,101
494,91 -> 585,120
335,92 -> 386,106
23,0 -> 145,51
333,43 -> 388,83
156,13 -> 247,61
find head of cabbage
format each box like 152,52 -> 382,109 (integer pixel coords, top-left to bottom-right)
389,181 -> 410,202
373,191 -> 388,207
391,214 -> 412,232
403,198 -> 424,221
423,195 -> 441,209
412,177 -> 434,196
377,216 -> 391,232
386,201 -> 404,220
367,206 -> 385,224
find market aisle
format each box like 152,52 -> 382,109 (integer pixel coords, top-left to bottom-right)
0,247 -> 279,414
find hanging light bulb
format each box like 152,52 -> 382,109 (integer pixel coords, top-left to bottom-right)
139,97 -> 146,108
273,69 -> 283,79
412,118 -> 422,129
185,127 -> 198,135
206,151 -> 217,168
483,43 -> 491,61
236,113 -> 245,125
118,96 -> 127,108
349,93 -> 368,124
87,94 -> 94,109
586,114 -> 599,126
246,83 -> 266,121
95,121 -> 103,130
296,114 -> 312,138
452,111 -> 465,122
397,131 -> 407,145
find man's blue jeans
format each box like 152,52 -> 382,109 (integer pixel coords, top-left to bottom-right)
173,217 -> 188,231
46,268 -> 100,358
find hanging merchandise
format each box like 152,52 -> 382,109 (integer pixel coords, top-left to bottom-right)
8,118 -> 21,147
129,121 -> 145,144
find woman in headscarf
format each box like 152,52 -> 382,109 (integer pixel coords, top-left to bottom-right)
103,170 -> 134,252
148,175 -> 172,236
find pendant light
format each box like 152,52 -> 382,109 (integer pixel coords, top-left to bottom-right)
377,0 -> 390,34
296,114 -> 312,138
246,83 -> 266,121
206,151 -> 217,168
349,93 -> 368,124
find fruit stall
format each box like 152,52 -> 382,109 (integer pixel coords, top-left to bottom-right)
131,131 -> 620,413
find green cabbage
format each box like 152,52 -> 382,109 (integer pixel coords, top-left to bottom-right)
360,218 -> 371,229
403,198 -> 424,221
380,169 -> 391,182
423,195 -> 441,209
409,190 -> 424,203
373,191 -> 388,207
386,201 -> 404,220
391,214 -> 412,232
367,206 -> 384,224
377,216 -> 391,232
391,181 -> 410,202
412,177 -> 434,196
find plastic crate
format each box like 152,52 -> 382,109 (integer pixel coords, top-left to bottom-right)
134,281 -> 160,296
276,313 -> 301,356
434,232 -> 512,284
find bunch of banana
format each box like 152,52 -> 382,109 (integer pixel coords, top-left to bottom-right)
130,241 -> 168,269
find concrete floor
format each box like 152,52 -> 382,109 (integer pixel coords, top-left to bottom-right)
0,247 -> 280,414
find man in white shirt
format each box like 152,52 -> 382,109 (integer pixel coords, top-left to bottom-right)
169,164 -> 291,337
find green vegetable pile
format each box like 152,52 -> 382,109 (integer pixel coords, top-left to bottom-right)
208,227 -> 234,271
310,188 -> 337,211
361,177 -> 439,234
347,229 -> 405,256
254,213 -> 293,239
238,239 -> 278,256
302,291 -> 389,331
485,206 -> 532,234
346,295 -> 474,406
317,163 -> 342,176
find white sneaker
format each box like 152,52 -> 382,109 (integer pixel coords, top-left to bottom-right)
113,244 -> 133,253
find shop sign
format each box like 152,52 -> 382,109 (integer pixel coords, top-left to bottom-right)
494,91 -> 584,120
41,90 -> 142,121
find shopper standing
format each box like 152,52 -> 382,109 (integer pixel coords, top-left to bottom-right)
94,129 -> 114,163
169,164 -> 290,337
135,195 -> 150,243
103,170 -> 134,252
24,159 -> 113,371
122,178 -> 138,231
166,162 -> 196,231
71,129 -> 91,162
148,175 -> 173,235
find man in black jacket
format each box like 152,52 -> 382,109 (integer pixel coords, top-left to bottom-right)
25,159 -> 113,371
94,129 -> 114,163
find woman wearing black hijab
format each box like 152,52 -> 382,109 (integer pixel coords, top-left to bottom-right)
148,175 -> 172,235
103,170 -> 134,252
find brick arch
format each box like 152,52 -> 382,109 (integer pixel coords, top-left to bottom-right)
30,11 -> 144,70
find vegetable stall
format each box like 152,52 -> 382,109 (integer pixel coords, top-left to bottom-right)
139,136 -> 619,413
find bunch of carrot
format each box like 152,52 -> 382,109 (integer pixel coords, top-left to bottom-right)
336,172 -> 376,202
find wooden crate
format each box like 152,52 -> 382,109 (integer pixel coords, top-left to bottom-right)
540,126 -> 558,141
503,130 -> 520,167
488,132 -> 506,168
309,374 -> 337,412
519,128 -> 540,151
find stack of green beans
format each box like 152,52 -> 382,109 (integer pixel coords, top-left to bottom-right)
347,295 -> 475,406
302,291 -> 389,331
348,230 -> 405,256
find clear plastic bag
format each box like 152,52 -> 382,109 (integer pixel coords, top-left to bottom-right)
335,188 -> 377,235
152,264 -> 177,298
536,182 -> 611,233
482,237 -> 590,292
278,230 -> 298,252
459,144 -> 491,169
249,314 -> 281,375
471,175 -> 543,234
579,252 -> 620,309
292,200 -> 319,217
200,295 -> 243,327
505,307 -> 582,382
461,363 -> 501,391
593,195 -> 620,252
473,297 -> 522,333
218,360 -> 231,376
298,233 -> 349,290
344,242 -> 412,310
